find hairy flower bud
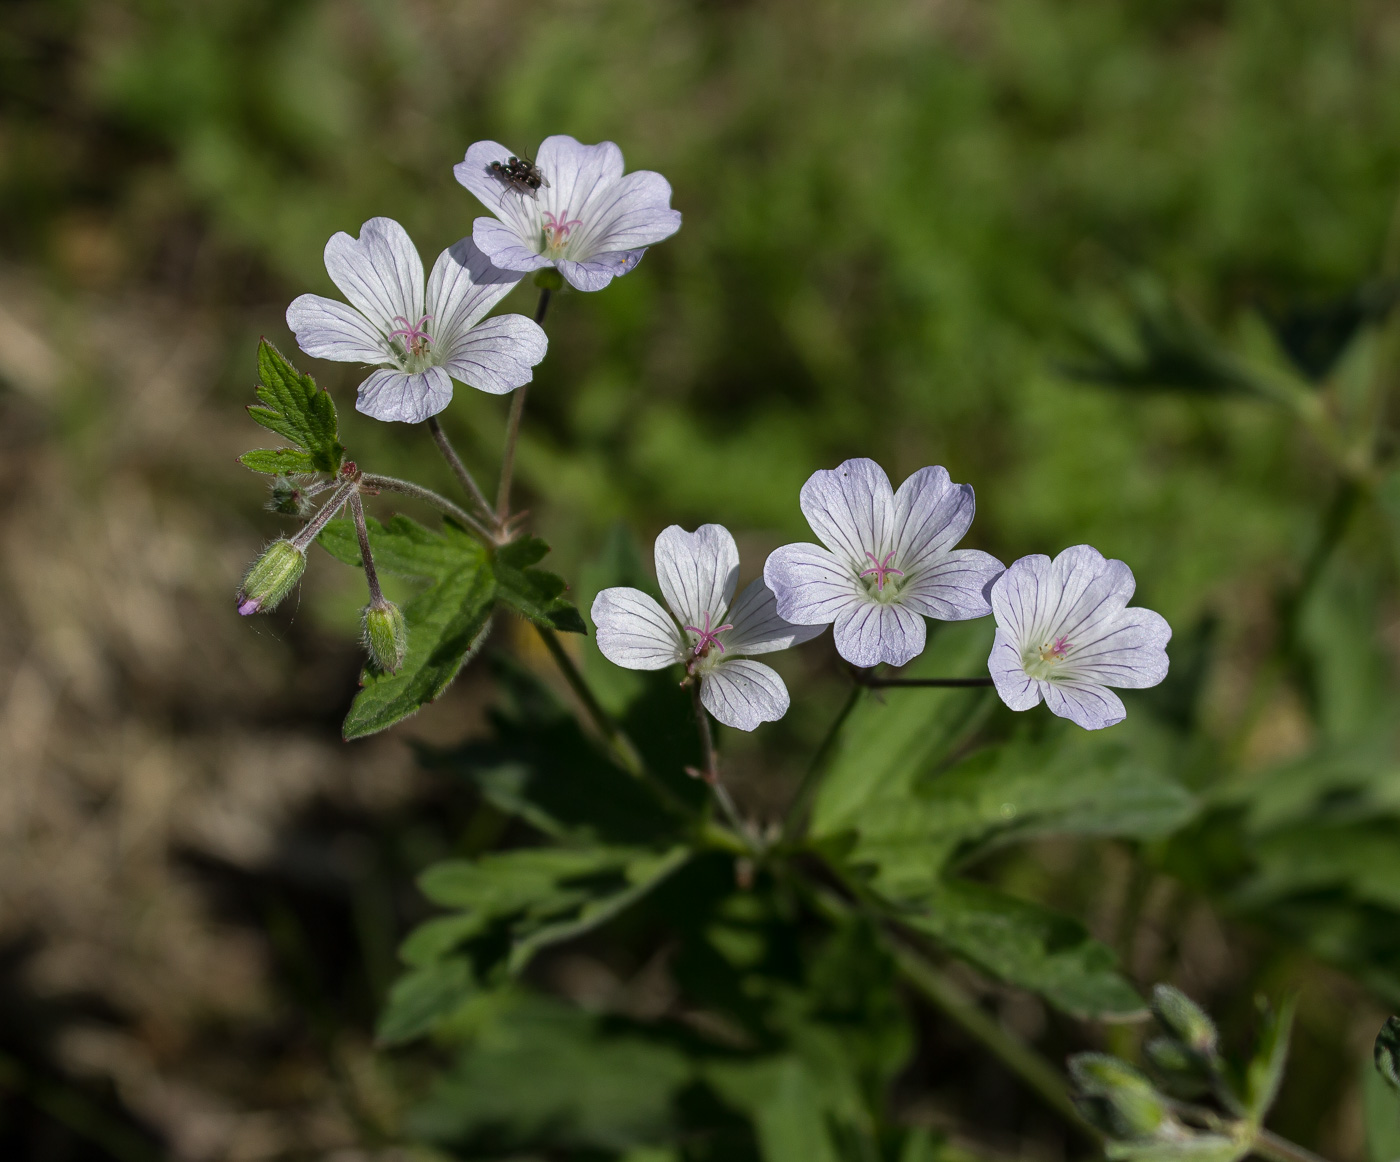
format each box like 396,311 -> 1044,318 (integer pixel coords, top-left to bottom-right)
238,540 -> 306,616
1152,984 -> 1220,1059
267,475 -> 313,517
1070,1053 -> 1170,1140
362,599 -> 407,673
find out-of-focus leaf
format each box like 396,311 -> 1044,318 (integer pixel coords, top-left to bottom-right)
245,340 -> 344,473
1265,277 -> 1400,382
1103,1135 -> 1248,1162
376,957 -> 477,1046
319,515 -> 495,739
707,1053 -> 845,1162
1364,1054 -> 1400,1162
1376,1017 -> 1400,1091
407,990 -> 690,1153
1243,995 -> 1295,1122
492,535 -> 586,633
901,880 -> 1145,1019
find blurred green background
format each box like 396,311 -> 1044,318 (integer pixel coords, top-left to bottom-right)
4,0 -> 1400,1158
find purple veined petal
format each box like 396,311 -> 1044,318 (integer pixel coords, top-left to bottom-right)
700,658 -> 790,731
534,135 -> 625,233
471,217 -> 553,274
441,315 -> 547,396
798,458 -> 897,567
988,628 -> 1042,711
655,525 -> 740,633
764,542 -> 863,626
427,238 -> 523,343
556,249 -> 646,292
323,218 -> 424,332
719,578 -> 826,657
989,553 -> 1054,645
1041,546 -> 1136,645
1042,679 -> 1127,731
1059,607 -> 1171,690
565,169 -> 682,258
286,293 -> 387,364
455,140 -> 540,245
891,466 -> 977,574
355,366 -> 453,424
832,598 -> 926,669
591,587 -> 686,670
900,549 -> 1004,621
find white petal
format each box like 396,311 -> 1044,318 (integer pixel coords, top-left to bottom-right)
324,218 -> 423,331
700,658 -> 789,731
832,599 -> 926,668
1042,680 -> 1127,731
427,238 -> 522,343
1060,607 -> 1171,689
471,217 -> 552,274
900,549 -> 1003,621
798,458 -> 897,567
557,249 -> 645,291
566,169 -> 681,259
535,135 -> 625,230
989,553 -> 1054,645
441,315 -> 547,396
455,140 -> 540,247
654,525 -> 740,633
286,294 -> 387,363
1043,546 -> 1137,643
988,628 -> 1042,711
764,543 -> 862,626
355,367 -> 452,424
718,578 -> 826,656
591,588 -> 685,670
891,466 -> 975,573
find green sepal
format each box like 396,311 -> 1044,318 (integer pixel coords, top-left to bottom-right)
245,340 -> 345,474
238,447 -> 319,475
493,536 -> 587,634
1152,984 -> 1220,1059
1070,1053 -> 1171,1139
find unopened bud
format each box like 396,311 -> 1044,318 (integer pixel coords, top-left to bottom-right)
362,600 -> 407,672
267,475 -> 312,517
1152,984 -> 1219,1058
237,539 -> 306,615
1070,1053 -> 1170,1140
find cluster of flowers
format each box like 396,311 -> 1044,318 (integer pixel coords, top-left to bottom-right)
275,133 -> 1170,733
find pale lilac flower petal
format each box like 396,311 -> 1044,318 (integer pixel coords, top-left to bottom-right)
286,293 -> 387,363
1042,680 -> 1127,731
323,218 -> 423,331
700,658 -> 789,732
426,238 -> 522,338
455,140 -> 538,242
591,588 -> 685,670
719,578 -> 826,656
441,315 -> 547,396
988,553 -> 1054,644
471,217 -> 553,274
899,549 -> 1003,621
355,366 -> 453,424
556,250 -> 645,292
798,458 -> 897,565
564,170 -> 681,256
988,629 -> 1042,711
832,599 -> 927,669
891,466 -> 977,574
655,525 -> 740,633
764,543 -> 863,626
535,135 -> 626,223
1060,607 -> 1172,689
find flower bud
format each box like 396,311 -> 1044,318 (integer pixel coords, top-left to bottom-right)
1070,1053 -> 1170,1140
238,539 -> 306,615
267,475 -> 313,517
1152,984 -> 1219,1058
362,599 -> 407,673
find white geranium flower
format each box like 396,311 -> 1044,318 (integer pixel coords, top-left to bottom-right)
454,135 -> 681,292
988,545 -> 1171,730
591,525 -> 822,731
286,217 -> 547,424
764,458 -> 1004,669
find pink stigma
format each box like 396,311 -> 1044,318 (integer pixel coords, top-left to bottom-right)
389,314 -> 434,354
1042,635 -> 1071,661
859,550 -> 904,592
542,210 -> 583,248
683,611 -> 734,657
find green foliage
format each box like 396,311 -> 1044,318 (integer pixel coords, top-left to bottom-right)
242,340 -> 344,475
492,535 -> 589,634
1376,1017 -> 1400,1091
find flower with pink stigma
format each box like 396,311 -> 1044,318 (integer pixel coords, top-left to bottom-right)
987,545 -> 1171,731
591,525 -> 822,732
764,458 -> 1005,669
286,218 -> 547,424
455,136 -> 681,292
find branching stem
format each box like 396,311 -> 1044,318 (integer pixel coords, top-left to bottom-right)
426,416 -> 495,523
688,681 -> 753,846
290,481 -> 356,552
496,287 -> 552,524
360,473 -> 494,540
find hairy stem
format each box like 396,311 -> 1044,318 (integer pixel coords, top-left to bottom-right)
1255,1128 -> 1333,1162
348,491 -> 385,606
290,481 -> 356,551
535,624 -> 645,777
426,416 -> 494,522
496,287 -> 553,524
781,684 -> 862,843
689,680 -> 753,845
360,473 -> 494,540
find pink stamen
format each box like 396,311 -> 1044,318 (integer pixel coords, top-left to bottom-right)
541,210 -> 583,248
859,550 -> 905,592
388,313 -> 434,353
1043,635 -> 1071,661
683,610 -> 734,657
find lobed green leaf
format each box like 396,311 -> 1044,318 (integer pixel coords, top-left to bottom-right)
238,447 -> 319,474
245,340 -> 344,473
493,536 -> 587,634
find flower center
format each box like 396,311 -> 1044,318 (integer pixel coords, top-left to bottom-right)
684,611 -> 734,659
540,210 -> 583,258
859,550 -> 905,595
389,314 -> 435,371
1023,635 -> 1072,680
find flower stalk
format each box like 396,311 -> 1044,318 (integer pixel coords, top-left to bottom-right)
495,285 -> 553,524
